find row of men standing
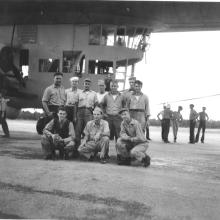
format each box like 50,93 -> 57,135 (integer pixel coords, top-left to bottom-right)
157,104 -> 209,144
41,72 -> 150,165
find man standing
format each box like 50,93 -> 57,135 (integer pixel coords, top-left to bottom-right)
96,79 -> 108,104
42,72 -> 66,116
189,104 -> 198,144
65,76 -> 81,126
41,106 -> 76,160
78,107 -> 110,164
157,104 -> 173,143
195,107 -> 209,143
101,80 -> 126,141
122,76 -> 136,103
127,80 -> 150,132
157,105 -> 166,141
116,108 -> 150,167
172,106 -> 183,143
0,92 -> 10,137
75,78 -> 98,146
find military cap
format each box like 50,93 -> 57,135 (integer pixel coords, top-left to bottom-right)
98,79 -> 105,86
84,78 -> 91,82
70,76 -> 79,81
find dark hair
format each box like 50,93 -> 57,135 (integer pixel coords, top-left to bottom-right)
178,106 -> 183,110
58,106 -> 67,112
54,72 -> 63,77
134,80 -> 143,86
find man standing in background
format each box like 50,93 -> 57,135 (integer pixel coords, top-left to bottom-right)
172,106 -> 183,143
96,79 -> 108,104
195,107 -> 209,143
65,76 -> 81,127
189,104 -> 198,144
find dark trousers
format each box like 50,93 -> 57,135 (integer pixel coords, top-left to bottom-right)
146,125 -> 150,140
163,119 -> 170,142
75,108 -> 93,146
195,120 -> 206,142
48,105 -> 59,118
189,120 -> 196,143
65,105 -> 76,127
0,111 -> 9,136
105,114 -> 122,141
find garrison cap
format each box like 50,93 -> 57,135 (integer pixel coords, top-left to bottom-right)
93,106 -> 103,114
119,108 -> 129,115
84,78 -> 91,82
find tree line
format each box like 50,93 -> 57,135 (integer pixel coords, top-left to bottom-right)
17,110 -> 220,129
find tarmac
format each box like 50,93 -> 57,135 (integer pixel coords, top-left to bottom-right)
0,120 -> 220,220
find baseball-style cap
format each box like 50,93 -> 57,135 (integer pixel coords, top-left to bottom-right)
98,79 -> 105,86
84,78 -> 91,82
119,108 -> 129,115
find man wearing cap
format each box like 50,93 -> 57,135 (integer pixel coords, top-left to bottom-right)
127,80 -> 150,132
157,104 -> 173,143
195,107 -> 209,143
75,78 -> 98,146
189,104 -> 198,144
101,80 -> 127,141
96,79 -> 108,104
122,76 -> 136,104
41,106 -> 76,160
78,107 -> 110,164
42,72 -> 66,116
116,108 -> 150,167
65,76 -> 82,126
171,106 -> 183,143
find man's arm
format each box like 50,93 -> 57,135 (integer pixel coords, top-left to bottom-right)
120,123 -> 131,141
157,112 -> 162,121
63,122 -> 75,143
130,122 -> 146,143
42,88 -> 52,116
206,113 -> 209,121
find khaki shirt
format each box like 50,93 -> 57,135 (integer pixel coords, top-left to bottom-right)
78,90 -> 98,108
120,119 -> 146,143
65,88 -> 82,106
0,98 -> 9,111
128,92 -> 150,117
83,119 -> 110,141
101,92 -> 126,115
42,84 -> 66,106
189,109 -> 198,120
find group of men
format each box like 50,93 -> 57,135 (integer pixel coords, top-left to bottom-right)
41,72 -> 151,167
157,103 -> 209,144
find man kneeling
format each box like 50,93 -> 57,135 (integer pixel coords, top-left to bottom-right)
41,106 -> 76,160
78,107 -> 110,164
116,108 -> 150,167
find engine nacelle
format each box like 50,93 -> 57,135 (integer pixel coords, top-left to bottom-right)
6,106 -> 21,119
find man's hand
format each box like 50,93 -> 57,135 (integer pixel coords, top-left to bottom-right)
79,140 -> 86,149
94,133 -> 101,142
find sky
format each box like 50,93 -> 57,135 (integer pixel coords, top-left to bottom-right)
135,31 -> 220,120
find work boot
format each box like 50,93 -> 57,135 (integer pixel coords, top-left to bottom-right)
142,155 -> 151,167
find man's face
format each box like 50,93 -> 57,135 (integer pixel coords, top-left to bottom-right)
129,79 -> 135,89
98,84 -> 105,93
110,83 -> 118,93
121,111 -> 130,122
84,81 -> 91,90
93,111 -> 102,121
58,110 -> 67,121
71,80 -> 78,88
134,83 -> 142,93
54,75 -> 62,86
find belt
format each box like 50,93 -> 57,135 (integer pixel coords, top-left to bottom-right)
129,109 -> 145,112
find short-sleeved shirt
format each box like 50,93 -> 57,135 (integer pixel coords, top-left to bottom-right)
65,88 -> 82,106
189,109 -> 198,120
163,109 -> 173,119
128,92 -> 150,117
172,111 -> 183,121
78,90 -> 98,108
120,118 -> 146,143
101,92 -> 126,115
42,84 -> 66,106
83,119 -> 110,141
198,112 -> 208,121
97,91 -> 108,103
0,98 -> 9,111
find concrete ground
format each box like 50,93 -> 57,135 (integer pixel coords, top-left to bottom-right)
0,120 -> 220,220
